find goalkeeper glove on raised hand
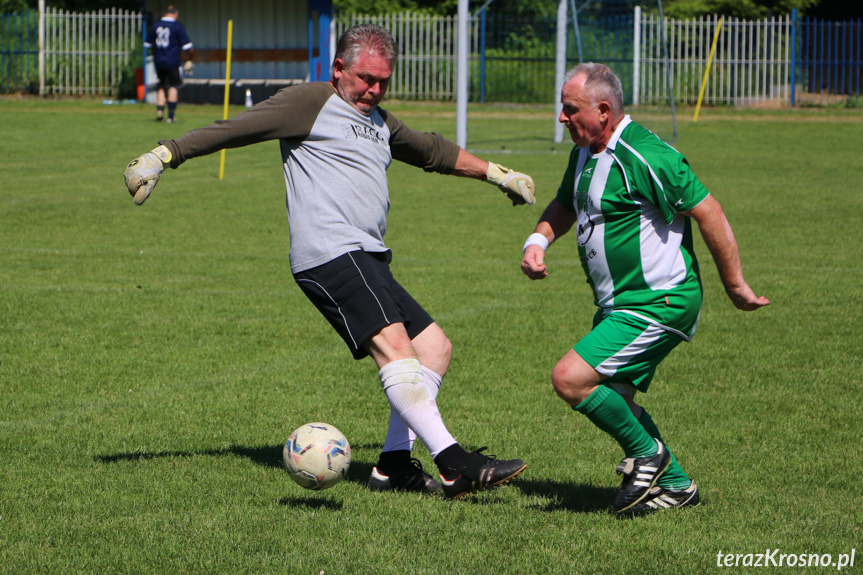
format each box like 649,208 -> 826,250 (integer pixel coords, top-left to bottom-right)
485,162 -> 536,206
124,145 -> 172,205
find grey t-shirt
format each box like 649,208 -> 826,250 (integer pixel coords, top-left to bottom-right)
159,81 -> 461,272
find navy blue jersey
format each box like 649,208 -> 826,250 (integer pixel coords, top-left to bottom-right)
145,17 -> 192,70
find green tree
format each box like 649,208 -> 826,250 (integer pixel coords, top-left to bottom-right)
331,0 -> 859,19
333,0 -> 456,15
6,0 -> 859,20
805,0 -> 863,19
5,0 -> 139,10
662,0 -> 825,19
1,0 -> 28,12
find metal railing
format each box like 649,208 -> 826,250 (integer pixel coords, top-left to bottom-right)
339,9 -> 862,107
0,2 -> 141,96
637,12 -> 797,106
40,1 -> 141,96
623,9 -> 861,107
0,9 -> 38,92
1,4 -> 860,107
796,18 -> 862,106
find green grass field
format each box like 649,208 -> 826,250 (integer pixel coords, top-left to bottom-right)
1,97 -> 861,574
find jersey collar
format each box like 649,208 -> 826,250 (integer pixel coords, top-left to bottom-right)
604,115 -> 632,153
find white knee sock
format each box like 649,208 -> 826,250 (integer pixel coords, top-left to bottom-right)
382,366 -> 443,453
379,359 -> 455,459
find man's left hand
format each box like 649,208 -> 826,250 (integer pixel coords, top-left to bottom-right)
521,245 -> 549,280
486,163 -> 536,206
726,283 -> 770,311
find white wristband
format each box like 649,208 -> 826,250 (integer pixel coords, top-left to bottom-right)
523,233 -> 549,252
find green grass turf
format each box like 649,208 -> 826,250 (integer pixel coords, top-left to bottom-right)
0,96 -> 861,574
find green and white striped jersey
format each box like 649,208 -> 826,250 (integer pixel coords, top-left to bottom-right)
555,116 -> 710,340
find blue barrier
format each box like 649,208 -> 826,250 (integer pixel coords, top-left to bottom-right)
0,9 -> 38,93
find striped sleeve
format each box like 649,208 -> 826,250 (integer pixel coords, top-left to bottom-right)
619,134 -> 709,223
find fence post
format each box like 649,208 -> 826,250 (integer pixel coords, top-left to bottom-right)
38,0 -> 45,95
657,0 -> 677,143
456,0 -> 468,149
141,9 -> 148,101
633,4 -> 641,106
790,8 -> 796,106
479,7 -> 486,103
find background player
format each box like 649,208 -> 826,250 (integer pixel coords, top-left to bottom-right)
144,5 -> 194,123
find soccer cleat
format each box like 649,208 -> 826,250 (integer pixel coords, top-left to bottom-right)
440,448 -> 526,499
623,482 -> 700,514
166,118 -> 175,124
612,438 -> 672,513
155,110 -> 163,121
368,459 -> 442,494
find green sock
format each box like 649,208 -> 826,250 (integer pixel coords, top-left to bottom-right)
573,385 -> 657,458
638,408 -> 692,491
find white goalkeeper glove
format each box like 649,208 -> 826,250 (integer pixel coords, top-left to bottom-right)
124,145 -> 172,205
485,162 -> 536,206
182,60 -> 194,75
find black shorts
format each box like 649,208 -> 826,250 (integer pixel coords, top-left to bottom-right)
294,250 -> 434,360
156,66 -> 183,90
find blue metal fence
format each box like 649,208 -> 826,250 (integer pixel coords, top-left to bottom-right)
470,9 -> 863,107
2,6 -> 863,106
0,9 -> 38,93
796,16 -> 862,106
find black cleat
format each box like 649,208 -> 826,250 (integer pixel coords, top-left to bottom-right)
623,482 -> 700,515
440,447 -> 526,499
612,439 -> 671,513
368,459 -> 442,494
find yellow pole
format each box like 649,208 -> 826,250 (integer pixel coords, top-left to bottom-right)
694,17 -> 723,123
218,20 -> 233,180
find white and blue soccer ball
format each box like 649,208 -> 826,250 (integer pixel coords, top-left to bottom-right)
282,422 -> 352,490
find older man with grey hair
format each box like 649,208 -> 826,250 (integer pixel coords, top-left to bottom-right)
125,24 -> 533,499
521,62 -> 768,514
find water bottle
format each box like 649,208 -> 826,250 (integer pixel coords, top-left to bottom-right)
244,89 -> 253,108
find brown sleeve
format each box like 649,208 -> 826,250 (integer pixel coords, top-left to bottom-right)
157,82 -> 336,168
380,109 -> 461,175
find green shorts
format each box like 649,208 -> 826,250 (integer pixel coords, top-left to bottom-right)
573,311 -> 684,393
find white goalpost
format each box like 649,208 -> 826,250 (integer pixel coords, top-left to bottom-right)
457,0 -> 677,152
457,0 -> 470,149
554,0 -> 568,144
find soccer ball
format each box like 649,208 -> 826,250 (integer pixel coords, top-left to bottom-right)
282,422 -> 352,490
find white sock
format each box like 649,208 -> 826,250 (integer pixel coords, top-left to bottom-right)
382,366 -> 443,453
379,359 -> 455,459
